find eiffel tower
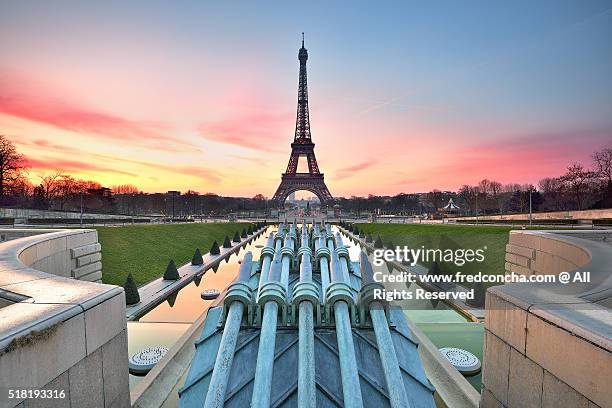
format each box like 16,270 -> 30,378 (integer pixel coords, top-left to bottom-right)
271,34 -> 333,208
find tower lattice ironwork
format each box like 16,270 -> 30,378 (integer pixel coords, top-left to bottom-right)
271,34 -> 333,207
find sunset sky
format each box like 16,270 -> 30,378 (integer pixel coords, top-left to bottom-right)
1,1 -> 611,197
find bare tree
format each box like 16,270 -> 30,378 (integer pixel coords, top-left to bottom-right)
0,135 -> 28,198
39,170 -> 65,205
560,163 -> 596,210
458,185 -> 479,215
592,146 -> 612,207
539,177 -> 565,210
112,184 -> 139,195
592,147 -> 612,183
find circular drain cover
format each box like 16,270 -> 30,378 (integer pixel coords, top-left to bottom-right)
201,289 -> 221,300
128,346 -> 169,375
438,347 -> 481,375
255,244 -> 263,248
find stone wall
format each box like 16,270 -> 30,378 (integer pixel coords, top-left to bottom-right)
0,207 -> 140,221
481,230 -> 612,408
504,230 -> 591,277
0,229 -> 129,408
8,229 -> 103,282
449,208 -> 612,222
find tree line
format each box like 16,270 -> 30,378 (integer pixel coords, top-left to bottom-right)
1,135 -> 610,216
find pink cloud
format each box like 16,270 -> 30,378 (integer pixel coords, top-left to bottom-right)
0,70 -> 194,150
24,156 -> 138,177
418,127 -> 612,189
198,111 -> 293,152
90,153 -> 224,185
334,160 -> 378,180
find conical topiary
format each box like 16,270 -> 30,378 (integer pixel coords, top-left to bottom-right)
233,231 -> 241,242
387,240 -> 395,250
123,273 -> 140,305
366,234 -> 373,243
191,248 -> 203,265
163,259 -> 180,280
210,240 -> 220,255
223,235 -> 232,248
241,228 -> 247,238
247,225 -> 253,234
374,235 -> 384,249
354,227 -> 360,235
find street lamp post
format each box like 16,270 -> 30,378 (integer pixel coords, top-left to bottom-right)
80,191 -> 84,228
529,188 -> 533,226
475,194 -> 479,225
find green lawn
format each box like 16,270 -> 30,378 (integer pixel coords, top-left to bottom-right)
354,223 -> 514,287
97,223 -> 251,286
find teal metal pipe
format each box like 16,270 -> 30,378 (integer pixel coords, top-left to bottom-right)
334,301 -> 364,408
297,254 -> 316,408
256,233 -> 276,300
203,253 -> 253,408
251,301 -> 279,408
360,251 -> 410,408
327,237 -> 363,408
251,253 -> 283,408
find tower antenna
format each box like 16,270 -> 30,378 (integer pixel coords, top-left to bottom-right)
302,32 -> 304,47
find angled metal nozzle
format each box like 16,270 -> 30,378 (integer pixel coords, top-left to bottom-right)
360,251 -> 375,285
329,248 -> 344,283
334,232 -> 344,248
300,253 -> 313,282
268,249 -> 283,282
238,252 -> 253,281
265,233 -> 275,247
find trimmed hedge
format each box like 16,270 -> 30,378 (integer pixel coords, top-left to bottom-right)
374,235 -> 383,249
210,240 -> 220,255
191,248 -> 203,265
123,273 -> 140,305
223,236 -> 232,248
163,259 -> 180,280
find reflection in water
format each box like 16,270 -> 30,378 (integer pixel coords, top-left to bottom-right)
127,321 -> 191,388
137,229 -> 271,323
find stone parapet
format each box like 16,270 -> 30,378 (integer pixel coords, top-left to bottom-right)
0,229 -> 128,408
482,230 -> 612,408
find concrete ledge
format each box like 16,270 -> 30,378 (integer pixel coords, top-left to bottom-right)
0,229 -> 129,408
405,317 -> 480,408
483,230 -> 612,408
